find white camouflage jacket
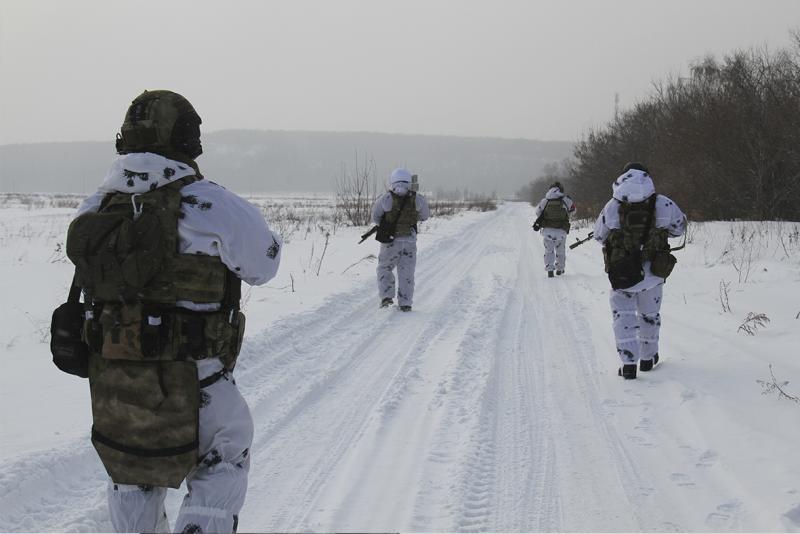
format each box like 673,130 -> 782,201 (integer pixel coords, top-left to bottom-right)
76,152 -> 282,290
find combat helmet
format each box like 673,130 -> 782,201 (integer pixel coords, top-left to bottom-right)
621,162 -> 649,174
115,90 -> 203,160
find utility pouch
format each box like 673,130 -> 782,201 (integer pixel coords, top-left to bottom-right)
99,304 -> 145,360
90,356 -> 199,488
650,251 -> 677,279
608,251 -> 645,290
375,217 -> 394,244
50,300 -> 90,378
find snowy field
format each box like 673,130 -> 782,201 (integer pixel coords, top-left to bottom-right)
1,195 -> 799,532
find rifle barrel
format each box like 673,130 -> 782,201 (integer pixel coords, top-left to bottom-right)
358,226 -> 378,244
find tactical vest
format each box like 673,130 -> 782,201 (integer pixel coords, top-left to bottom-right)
66,175 -> 246,488
539,198 -> 571,232
604,195 -> 674,286
387,192 -> 419,237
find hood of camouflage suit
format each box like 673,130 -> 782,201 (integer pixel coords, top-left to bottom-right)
98,152 -> 197,194
612,168 -> 655,203
545,187 -> 565,200
389,167 -> 412,195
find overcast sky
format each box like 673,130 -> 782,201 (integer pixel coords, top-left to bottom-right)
1,0 -> 798,145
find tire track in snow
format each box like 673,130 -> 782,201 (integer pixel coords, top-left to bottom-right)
452,209 -> 562,532
407,274 -> 509,531
238,210 -> 511,531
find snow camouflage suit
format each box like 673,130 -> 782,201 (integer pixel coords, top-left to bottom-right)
73,152 -> 281,533
594,168 -> 686,366
533,187 -> 576,273
372,170 -> 430,308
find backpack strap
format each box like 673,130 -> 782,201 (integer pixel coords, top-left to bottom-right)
67,273 -> 82,304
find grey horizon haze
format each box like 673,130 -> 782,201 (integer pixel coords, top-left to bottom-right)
1,0 -> 799,147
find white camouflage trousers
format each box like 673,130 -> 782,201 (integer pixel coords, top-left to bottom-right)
377,238 -> 417,306
541,228 -> 567,272
108,359 -> 254,534
610,284 -> 663,364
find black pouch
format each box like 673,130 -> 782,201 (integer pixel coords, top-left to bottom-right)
141,309 -> 170,359
51,300 -> 90,378
608,252 -> 645,290
651,251 -> 677,279
375,218 -> 394,244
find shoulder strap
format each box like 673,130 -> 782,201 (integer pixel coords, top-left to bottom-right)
68,273 -> 82,303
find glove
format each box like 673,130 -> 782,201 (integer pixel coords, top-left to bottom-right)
532,223 -> 541,231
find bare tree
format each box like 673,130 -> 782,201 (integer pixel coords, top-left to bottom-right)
334,151 -> 379,227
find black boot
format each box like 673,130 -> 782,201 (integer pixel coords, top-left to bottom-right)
640,353 -> 659,371
556,270 -> 564,276
399,305 -> 412,312
618,364 -> 637,379
380,297 -> 393,308
548,271 -> 554,278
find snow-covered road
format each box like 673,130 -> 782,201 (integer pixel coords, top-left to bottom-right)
2,202 -> 799,532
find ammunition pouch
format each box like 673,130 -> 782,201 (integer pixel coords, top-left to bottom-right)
89,304 -> 245,368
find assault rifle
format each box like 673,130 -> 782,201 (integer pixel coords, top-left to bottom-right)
359,225 -> 378,244
569,231 -> 594,249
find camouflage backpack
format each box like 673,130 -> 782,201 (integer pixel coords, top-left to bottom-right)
539,198 -> 571,232
66,175 -> 245,488
604,195 -> 674,289
389,192 -> 419,237
376,192 -> 418,242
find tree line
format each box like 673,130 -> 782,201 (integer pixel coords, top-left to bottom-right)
518,32 -> 800,222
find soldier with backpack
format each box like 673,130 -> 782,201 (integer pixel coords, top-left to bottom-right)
593,163 -> 686,379
52,90 -> 281,533
532,181 -> 576,277
371,168 -> 430,311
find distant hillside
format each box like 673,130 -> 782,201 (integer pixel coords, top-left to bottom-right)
0,130 -> 573,196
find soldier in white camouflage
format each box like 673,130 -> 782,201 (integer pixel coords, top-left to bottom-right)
371,168 -> 430,311
593,162 -> 686,380
532,182 -> 576,277
66,90 -> 281,533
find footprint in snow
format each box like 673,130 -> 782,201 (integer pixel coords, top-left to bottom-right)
669,472 -> 696,488
696,449 -> 718,468
705,499 -> 743,529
